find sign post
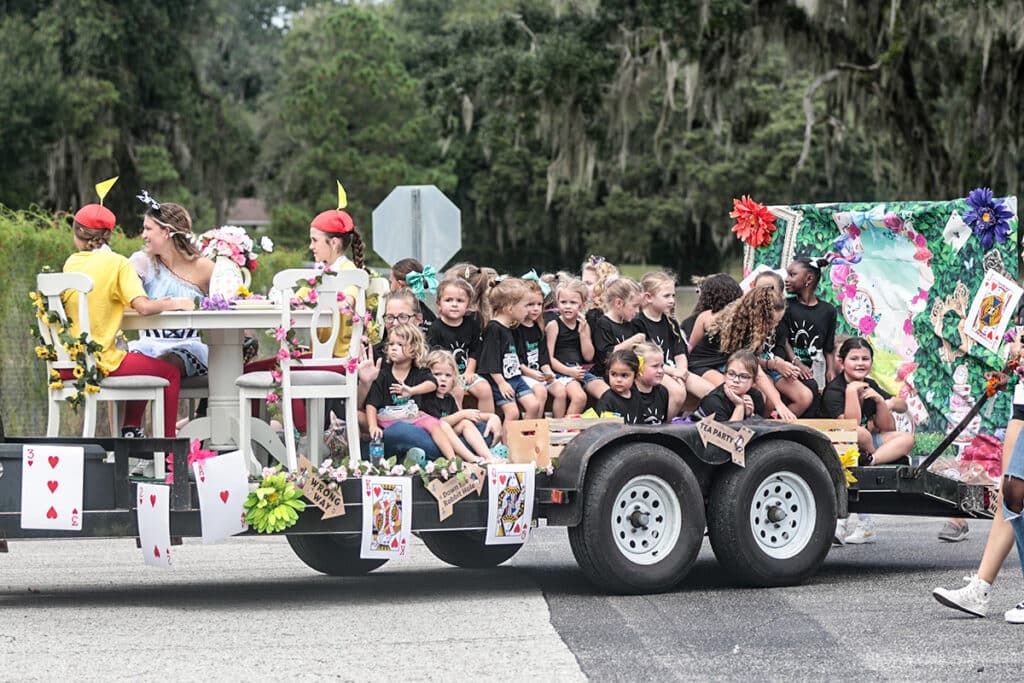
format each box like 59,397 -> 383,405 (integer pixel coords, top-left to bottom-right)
371,185 -> 462,269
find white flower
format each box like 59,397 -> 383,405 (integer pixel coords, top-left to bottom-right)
392,464 -> 406,476
545,465 -> 554,476
425,462 -> 435,474
260,236 -> 274,252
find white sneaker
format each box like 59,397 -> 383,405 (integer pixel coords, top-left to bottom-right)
833,519 -> 848,545
844,520 -> 877,544
933,574 -> 990,618
1005,601 -> 1024,623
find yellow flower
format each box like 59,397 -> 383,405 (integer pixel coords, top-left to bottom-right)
84,384 -> 101,394
48,381 -> 64,391
73,365 -> 84,379
838,447 -> 859,485
49,369 -> 60,380
36,311 -> 46,320
29,291 -> 39,301
237,285 -> 253,298
35,346 -> 50,359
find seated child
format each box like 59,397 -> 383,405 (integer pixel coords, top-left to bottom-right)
421,350 -> 503,463
516,278 -> 565,415
633,342 -> 671,424
427,276 -> 494,414
390,257 -> 436,332
696,350 -> 767,422
365,323 -> 461,460
546,278 -> 607,414
478,278 -> 542,423
595,349 -> 642,423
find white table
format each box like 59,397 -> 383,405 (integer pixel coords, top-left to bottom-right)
122,308 -> 313,457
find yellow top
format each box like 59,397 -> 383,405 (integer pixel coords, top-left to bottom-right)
320,256 -> 358,357
63,249 -> 147,374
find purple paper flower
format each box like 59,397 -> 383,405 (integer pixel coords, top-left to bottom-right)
199,294 -> 230,310
964,187 -> 1013,251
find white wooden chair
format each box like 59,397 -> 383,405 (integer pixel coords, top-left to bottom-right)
37,272 -> 169,476
236,268 -> 367,471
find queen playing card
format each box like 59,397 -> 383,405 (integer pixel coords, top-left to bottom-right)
20,444 -> 84,531
485,464 -> 535,545
965,269 -> 1023,352
360,476 -> 411,560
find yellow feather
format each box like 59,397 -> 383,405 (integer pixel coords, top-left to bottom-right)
337,180 -> 348,210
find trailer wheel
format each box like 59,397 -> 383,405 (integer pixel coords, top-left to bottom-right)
286,534 -> 387,576
707,439 -> 835,587
419,531 -> 523,568
567,443 -> 705,594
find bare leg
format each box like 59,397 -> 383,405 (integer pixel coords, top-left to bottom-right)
565,381 -> 587,415
585,379 -> 609,401
469,381 -> 495,415
437,420 -> 477,460
518,393 -> 541,420
775,376 -> 813,416
427,424 -> 456,459
977,419 -> 1024,583
872,431 -> 914,464
547,380 -> 567,418
662,375 -> 687,419
456,420 -> 493,460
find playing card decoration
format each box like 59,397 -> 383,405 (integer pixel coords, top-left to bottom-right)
360,476 -> 411,560
20,445 -> 84,531
965,269 -> 1023,353
194,450 -> 249,544
136,483 -> 172,568
943,210 -> 970,253
485,464 -> 535,545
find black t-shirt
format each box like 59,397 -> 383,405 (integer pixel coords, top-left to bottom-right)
585,307 -> 603,331
687,333 -> 729,376
596,389 -> 642,424
543,309 -> 559,326
591,314 -> 636,379
426,312 -> 481,373
477,320 -> 522,380
680,314 -> 696,346
636,384 -> 670,425
419,304 -> 436,335
633,312 -> 687,363
551,317 -> 585,366
696,384 -> 767,422
820,374 -> 891,424
417,392 -> 458,419
515,322 -> 550,371
781,298 -> 837,365
366,364 -> 438,410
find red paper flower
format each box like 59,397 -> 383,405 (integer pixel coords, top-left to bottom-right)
730,196 -> 777,248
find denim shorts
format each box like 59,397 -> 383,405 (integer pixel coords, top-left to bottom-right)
871,432 -> 884,451
490,375 -> 533,407
556,364 -> 601,385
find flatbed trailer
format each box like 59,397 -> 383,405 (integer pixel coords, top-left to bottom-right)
0,421 -> 996,594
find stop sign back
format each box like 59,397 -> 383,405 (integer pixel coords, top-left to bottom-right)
371,185 -> 462,269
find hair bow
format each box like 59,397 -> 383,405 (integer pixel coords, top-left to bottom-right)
636,354 -> 645,376
520,269 -> 551,297
588,255 -> 605,267
136,190 -> 161,213
406,265 -> 438,301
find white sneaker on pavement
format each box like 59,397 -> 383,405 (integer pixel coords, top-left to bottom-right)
1005,601 -> 1024,623
844,519 -> 877,544
933,574 -> 990,618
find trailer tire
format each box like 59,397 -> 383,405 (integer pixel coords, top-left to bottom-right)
567,443 -> 705,594
286,534 -> 387,576
707,439 -> 835,587
419,531 -> 523,568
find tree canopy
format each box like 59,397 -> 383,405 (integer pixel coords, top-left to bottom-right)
0,0 -> 1020,275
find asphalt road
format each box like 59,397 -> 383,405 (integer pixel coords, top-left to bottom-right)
1,515 -> 1021,681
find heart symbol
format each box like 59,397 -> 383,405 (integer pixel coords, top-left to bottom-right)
373,486 -> 382,497
499,475 -> 507,485
46,506 -> 57,520
391,538 -> 399,549
47,480 -> 58,494
199,473 -> 205,483
48,455 -> 59,469
153,546 -> 161,558
514,523 -> 521,533
219,490 -> 230,504
26,459 -> 33,467
150,494 -> 157,507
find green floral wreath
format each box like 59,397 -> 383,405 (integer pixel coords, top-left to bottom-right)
29,287 -> 106,411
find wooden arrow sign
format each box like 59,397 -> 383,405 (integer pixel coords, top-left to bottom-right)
696,416 -> 755,467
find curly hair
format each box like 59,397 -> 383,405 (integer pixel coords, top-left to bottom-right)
387,322 -> 429,368
707,285 -> 785,355
690,273 -> 742,317
589,260 -> 621,311
145,202 -> 200,259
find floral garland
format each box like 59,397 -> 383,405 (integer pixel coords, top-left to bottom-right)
730,196 -> 778,248
197,225 -> 273,272
313,452 -> 556,490
29,289 -> 105,410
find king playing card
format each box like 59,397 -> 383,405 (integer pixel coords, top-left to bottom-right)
360,476 -> 411,560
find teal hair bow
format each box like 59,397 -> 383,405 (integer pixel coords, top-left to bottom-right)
406,265 -> 438,300
520,269 -> 551,297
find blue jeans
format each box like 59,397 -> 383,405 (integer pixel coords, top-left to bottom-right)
1002,433 -> 1024,576
381,421 -> 494,461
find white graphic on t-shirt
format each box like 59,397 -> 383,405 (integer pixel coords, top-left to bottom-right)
526,342 -> 539,370
641,405 -> 662,425
790,320 -> 821,362
450,342 -> 468,371
502,350 -> 521,378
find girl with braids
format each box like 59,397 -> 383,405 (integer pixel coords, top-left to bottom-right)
780,256 -> 839,385
129,195 -> 214,380
687,285 -> 798,420
243,205 -> 367,435
682,273 -> 743,350
62,194 -> 194,438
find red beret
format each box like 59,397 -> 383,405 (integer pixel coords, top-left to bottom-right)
74,203 -> 116,230
311,209 -> 354,234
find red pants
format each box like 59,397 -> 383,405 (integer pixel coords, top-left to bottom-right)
61,353 -> 181,437
244,354 -> 348,434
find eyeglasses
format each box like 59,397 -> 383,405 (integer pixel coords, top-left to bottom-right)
725,370 -> 753,382
384,313 -> 413,324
